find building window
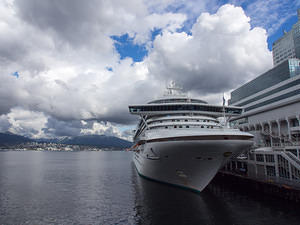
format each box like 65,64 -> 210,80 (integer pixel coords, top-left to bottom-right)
278,155 -> 290,179
266,166 -> 276,177
265,154 -> 274,162
256,154 -> 264,162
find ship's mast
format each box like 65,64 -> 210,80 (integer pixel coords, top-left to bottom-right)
164,81 -> 186,97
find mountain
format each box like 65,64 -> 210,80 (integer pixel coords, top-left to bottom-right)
36,135 -> 132,148
0,132 -> 31,145
60,135 -> 132,148
0,132 -> 132,149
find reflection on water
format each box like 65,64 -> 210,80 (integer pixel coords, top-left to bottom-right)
0,151 -> 300,225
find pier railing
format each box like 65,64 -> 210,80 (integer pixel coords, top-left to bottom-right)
254,142 -> 300,148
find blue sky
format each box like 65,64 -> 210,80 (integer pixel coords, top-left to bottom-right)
112,0 -> 300,63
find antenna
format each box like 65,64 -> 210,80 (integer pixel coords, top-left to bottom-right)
164,81 -> 185,96
222,93 -> 227,127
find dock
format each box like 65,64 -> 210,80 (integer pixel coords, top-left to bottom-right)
215,170 -> 300,202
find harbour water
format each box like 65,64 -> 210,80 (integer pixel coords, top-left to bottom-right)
1,151 -> 300,225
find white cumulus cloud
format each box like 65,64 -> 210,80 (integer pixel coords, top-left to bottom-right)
0,1 -> 274,139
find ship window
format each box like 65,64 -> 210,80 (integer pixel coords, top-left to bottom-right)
185,119 -> 188,122
172,119 -> 175,122
197,120 -> 199,122
186,126 -> 189,128
165,126 -> 168,129
203,120 -> 206,122
174,126 -> 177,128
201,126 -> 204,128
179,126 -> 182,128
160,121 -> 162,123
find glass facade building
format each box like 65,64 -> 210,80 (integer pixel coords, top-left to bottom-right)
230,59 -> 300,105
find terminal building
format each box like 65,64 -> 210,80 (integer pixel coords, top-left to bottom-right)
226,10 -> 300,185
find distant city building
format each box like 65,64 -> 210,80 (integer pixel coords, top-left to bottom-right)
272,9 -> 300,66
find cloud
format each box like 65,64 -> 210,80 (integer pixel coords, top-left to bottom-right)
146,4 -> 272,102
0,1 -> 274,138
0,107 -> 132,140
6,108 -> 48,139
80,121 -> 128,139
231,0 -> 299,36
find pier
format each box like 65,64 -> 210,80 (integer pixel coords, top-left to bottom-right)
215,170 -> 300,202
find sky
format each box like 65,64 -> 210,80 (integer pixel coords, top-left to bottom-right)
0,0 -> 299,140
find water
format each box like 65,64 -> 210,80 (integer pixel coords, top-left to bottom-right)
0,151 -> 300,225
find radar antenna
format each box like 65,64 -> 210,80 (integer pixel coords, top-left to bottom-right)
164,81 -> 185,96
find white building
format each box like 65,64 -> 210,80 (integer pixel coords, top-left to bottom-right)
228,57 -> 300,183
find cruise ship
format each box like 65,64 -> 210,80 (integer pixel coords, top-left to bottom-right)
128,83 -> 253,192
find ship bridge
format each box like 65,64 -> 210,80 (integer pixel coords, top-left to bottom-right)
129,81 -> 242,118
128,103 -> 243,118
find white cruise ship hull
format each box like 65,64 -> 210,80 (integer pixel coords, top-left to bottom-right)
133,136 -> 252,192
